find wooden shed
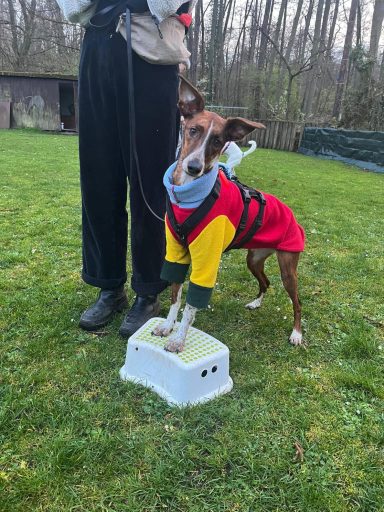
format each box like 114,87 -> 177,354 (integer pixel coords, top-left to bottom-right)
0,71 -> 78,131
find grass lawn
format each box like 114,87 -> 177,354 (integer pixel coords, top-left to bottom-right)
0,129 -> 383,512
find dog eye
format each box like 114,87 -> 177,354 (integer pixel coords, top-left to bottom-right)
213,137 -> 222,147
189,127 -> 198,136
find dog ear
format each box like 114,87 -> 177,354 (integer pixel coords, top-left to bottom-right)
178,76 -> 205,117
224,118 -> 266,142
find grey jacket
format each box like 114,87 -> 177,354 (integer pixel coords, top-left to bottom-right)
55,0 -> 98,25
55,0 -> 196,25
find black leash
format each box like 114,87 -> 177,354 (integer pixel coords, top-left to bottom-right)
125,6 -> 165,222
90,2 -> 165,223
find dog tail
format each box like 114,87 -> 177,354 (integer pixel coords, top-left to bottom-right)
242,140 -> 257,157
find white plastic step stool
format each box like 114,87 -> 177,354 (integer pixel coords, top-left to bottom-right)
120,317 -> 233,407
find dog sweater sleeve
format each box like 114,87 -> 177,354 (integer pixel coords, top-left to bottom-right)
186,215 -> 235,309
161,222 -> 191,284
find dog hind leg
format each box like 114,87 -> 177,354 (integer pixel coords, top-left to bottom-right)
276,251 -> 303,345
245,248 -> 274,309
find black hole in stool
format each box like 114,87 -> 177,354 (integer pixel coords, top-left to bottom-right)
201,369 -> 208,377
212,365 -> 218,373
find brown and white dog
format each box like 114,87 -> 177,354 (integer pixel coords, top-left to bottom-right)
152,77 -> 305,352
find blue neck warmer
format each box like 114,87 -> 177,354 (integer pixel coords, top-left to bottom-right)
163,162 -> 219,208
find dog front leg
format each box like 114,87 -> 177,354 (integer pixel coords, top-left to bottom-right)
164,303 -> 197,353
152,283 -> 183,337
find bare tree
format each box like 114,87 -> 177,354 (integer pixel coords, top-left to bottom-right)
188,0 -> 202,83
302,0 -> 325,114
1,0 -> 382,129
332,0 -> 358,119
0,0 -> 82,73
257,0 -> 274,70
368,0 -> 384,76
4,0 -> 37,69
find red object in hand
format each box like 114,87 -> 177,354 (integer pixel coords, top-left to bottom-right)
178,13 -> 192,28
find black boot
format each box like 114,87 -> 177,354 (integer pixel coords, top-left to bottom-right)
79,287 -> 128,331
119,295 -> 160,338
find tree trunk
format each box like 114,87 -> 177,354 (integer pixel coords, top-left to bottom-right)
257,0 -> 273,70
189,0 -> 201,83
313,0 -> 332,114
299,0 -> 315,64
380,50 -> 384,82
275,0 -> 303,105
332,0 -> 358,119
6,0 -> 37,70
326,0 -> 339,58
199,0 -> 206,79
302,0 -> 325,114
208,0 -> 219,102
266,0 -> 287,106
286,74 -> 294,120
284,0 -> 304,64
356,0 -> 361,46
248,0 -> 260,65
369,0 -> 384,77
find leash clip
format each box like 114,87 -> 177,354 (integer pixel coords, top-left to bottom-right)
152,15 -> 163,39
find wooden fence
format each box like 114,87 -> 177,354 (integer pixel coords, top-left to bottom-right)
242,120 -> 303,152
207,106 -> 303,152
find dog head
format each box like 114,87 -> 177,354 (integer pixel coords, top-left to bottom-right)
174,76 -> 265,185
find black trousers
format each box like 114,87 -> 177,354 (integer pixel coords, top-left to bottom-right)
79,23 -> 178,295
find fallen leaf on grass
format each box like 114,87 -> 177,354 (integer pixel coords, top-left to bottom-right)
293,441 -> 304,463
90,330 -> 109,337
363,315 -> 384,330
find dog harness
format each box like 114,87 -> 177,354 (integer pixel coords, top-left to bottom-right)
166,166 -> 266,251
161,163 -> 305,309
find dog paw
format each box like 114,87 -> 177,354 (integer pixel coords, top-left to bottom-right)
245,297 -> 263,310
164,335 -> 185,353
289,329 -> 303,346
152,322 -> 174,337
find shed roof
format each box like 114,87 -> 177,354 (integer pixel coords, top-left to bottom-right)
0,71 -> 78,81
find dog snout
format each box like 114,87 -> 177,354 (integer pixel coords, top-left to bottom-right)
187,159 -> 203,176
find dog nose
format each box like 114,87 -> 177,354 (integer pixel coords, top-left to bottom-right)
187,160 -> 203,175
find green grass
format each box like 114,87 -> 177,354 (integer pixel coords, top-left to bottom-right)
1,129 -> 383,511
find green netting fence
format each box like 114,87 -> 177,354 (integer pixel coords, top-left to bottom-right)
299,127 -> 384,173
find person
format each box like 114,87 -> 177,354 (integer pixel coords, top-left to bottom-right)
56,0 -> 194,337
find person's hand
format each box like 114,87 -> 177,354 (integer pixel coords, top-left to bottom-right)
178,63 -> 187,74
